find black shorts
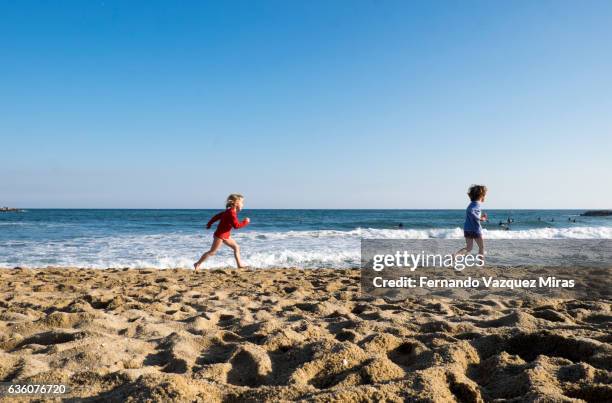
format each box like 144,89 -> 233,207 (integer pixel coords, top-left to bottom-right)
464,231 -> 482,239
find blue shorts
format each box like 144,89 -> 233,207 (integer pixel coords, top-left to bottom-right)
464,230 -> 482,239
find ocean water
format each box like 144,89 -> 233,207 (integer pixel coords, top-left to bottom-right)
0,209 -> 610,269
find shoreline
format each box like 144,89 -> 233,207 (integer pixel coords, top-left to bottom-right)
0,267 -> 610,401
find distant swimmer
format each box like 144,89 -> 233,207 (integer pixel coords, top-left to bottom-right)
538,217 -> 541,221
398,223 -> 404,229
551,218 -> 555,222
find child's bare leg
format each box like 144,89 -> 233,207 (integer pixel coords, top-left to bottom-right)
194,237 -> 223,270
454,237 -> 474,257
475,237 -> 485,257
223,238 -> 244,268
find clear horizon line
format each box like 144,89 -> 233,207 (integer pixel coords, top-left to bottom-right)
5,207 -> 609,211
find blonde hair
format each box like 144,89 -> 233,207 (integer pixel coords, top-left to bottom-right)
226,193 -> 244,209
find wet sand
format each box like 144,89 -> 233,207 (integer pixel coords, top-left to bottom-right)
0,267 -> 610,402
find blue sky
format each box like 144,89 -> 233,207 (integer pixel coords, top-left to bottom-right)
1,0 -> 611,208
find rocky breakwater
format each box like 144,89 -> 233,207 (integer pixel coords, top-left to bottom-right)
0,207 -> 23,212
581,210 -> 612,216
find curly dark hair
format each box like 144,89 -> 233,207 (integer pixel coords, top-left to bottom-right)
468,185 -> 487,202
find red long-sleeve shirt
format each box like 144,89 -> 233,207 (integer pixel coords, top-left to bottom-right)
207,208 -> 249,239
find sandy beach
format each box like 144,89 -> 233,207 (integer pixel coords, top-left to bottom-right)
0,267 -> 609,402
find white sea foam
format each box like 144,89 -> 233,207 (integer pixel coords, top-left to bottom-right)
238,226 -> 612,240
481,226 -> 612,239
0,226 -> 610,269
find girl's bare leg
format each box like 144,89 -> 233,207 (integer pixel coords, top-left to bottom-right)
454,237 -> 474,257
223,238 -> 244,268
194,237 -> 223,271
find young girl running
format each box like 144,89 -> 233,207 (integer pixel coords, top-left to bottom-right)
194,194 -> 250,270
